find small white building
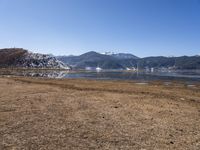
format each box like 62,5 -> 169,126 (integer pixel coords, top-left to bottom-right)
96,67 -> 102,71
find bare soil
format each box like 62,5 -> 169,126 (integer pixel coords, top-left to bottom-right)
0,77 -> 200,150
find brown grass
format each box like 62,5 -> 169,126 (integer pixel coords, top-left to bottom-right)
0,77 -> 200,149
0,48 -> 27,67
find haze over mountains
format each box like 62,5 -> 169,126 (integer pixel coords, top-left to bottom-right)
0,48 -> 200,70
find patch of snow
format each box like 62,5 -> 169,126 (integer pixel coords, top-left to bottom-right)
19,51 -> 70,69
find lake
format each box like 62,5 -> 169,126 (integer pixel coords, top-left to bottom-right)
1,69 -> 200,85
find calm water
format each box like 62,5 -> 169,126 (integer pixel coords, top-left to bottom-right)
1,69 -> 200,85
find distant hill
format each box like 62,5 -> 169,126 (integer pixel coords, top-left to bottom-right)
57,51 -> 125,69
57,51 -> 200,70
0,48 -> 70,69
138,56 -> 176,68
57,51 -> 139,69
139,56 -> 200,69
172,56 -> 200,69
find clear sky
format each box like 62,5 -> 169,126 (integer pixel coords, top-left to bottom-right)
0,0 -> 200,57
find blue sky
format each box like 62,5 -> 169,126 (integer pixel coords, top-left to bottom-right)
0,0 -> 200,57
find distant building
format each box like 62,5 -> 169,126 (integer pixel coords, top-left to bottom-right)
126,67 -> 137,71
85,67 -> 92,70
96,67 -> 102,71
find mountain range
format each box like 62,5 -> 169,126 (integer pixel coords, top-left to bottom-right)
57,51 -> 200,70
0,48 -> 199,70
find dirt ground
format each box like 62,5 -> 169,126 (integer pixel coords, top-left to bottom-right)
0,77 -> 200,150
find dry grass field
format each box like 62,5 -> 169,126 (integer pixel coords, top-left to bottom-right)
0,77 -> 200,150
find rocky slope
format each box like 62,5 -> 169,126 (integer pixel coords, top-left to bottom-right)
0,48 -> 70,69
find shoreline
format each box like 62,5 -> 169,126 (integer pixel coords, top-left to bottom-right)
0,69 -> 200,86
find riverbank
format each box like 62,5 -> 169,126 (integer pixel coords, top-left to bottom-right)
0,77 -> 200,149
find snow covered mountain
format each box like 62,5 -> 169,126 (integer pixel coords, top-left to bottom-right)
0,48 -> 70,69
111,53 -> 139,59
102,52 -> 139,59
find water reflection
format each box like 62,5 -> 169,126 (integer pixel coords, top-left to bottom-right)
0,70 -> 69,78
23,71 -> 68,78
0,69 -> 200,84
